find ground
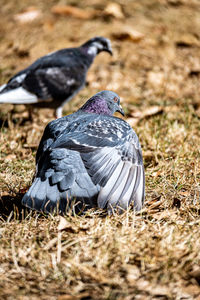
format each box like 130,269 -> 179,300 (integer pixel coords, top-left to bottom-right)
0,0 -> 200,299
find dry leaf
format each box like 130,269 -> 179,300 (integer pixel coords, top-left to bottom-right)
58,293 -> 89,300
189,265 -> 200,280
57,216 -> 78,233
58,216 -> 70,231
151,286 -> 170,297
126,117 -> 139,127
176,34 -> 200,47
179,191 -> 190,196
112,27 -> 144,43
152,170 -> 161,178
0,103 -> 14,113
23,144 -> 38,149
135,278 -> 150,291
43,237 -> 58,251
58,296 -> 77,300
151,210 -> 177,221
130,106 -> 163,121
12,111 -> 29,119
104,3 -> 124,19
164,105 -> 180,113
4,154 -> 16,162
180,284 -> 200,298
51,5 -> 95,19
126,265 -> 141,284
148,198 -> 163,210
14,7 -> 41,23
130,110 -> 143,118
13,105 -> 26,113
126,106 -> 163,127
143,150 -> 154,159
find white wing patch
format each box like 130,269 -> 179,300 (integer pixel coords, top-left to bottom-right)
14,73 -> 26,83
0,87 -> 38,104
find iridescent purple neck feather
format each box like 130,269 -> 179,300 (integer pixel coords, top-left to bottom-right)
80,96 -> 112,116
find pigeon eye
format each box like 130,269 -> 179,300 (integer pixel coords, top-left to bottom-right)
113,97 -> 118,103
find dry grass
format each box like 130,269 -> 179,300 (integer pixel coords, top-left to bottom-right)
0,0 -> 200,299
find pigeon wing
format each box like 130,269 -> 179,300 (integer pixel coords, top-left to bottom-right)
52,116 -> 145,211
23,66 -> 85,101
36,115 -> 72,164
23,148 -> 99,213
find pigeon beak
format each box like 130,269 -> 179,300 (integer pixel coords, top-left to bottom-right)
117,104 -> 125,116
105,46 -> 113,56
108,49 -> 113,56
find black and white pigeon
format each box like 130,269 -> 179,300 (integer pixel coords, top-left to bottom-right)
22,91 -> 145,213
0,37 -> 112,118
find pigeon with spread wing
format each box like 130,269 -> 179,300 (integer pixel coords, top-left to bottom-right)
22,91 -> 145,213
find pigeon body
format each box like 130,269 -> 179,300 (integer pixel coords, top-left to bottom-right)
22,91 -> 145,213
0,37 -> 112,118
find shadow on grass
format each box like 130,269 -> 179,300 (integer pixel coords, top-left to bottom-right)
0,115 -> 32,129
0,192 -> 31,221
0,117 -> 9,128
0,192 -> 108,221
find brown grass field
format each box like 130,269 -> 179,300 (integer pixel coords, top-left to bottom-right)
0,0 -> 200,299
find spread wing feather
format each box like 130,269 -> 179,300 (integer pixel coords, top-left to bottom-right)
22,147 -> 100,213
50,115 -> 145,211
23,115 -> 145,213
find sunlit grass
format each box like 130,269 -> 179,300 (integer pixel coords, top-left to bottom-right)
0,0 -> 200,298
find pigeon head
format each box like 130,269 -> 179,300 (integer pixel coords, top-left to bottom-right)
80,91 -> 124,116
81,37 -> 113,56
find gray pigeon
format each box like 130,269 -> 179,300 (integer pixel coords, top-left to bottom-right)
22,91 -> 145,213
0,37 -> 112,118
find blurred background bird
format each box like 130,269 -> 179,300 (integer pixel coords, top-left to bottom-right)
22,90 -> 145,214
0,37 -> 112,118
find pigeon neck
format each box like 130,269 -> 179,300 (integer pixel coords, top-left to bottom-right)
80,45 -> 98,59
86,45 -> 98,56
80,97 -> 113,116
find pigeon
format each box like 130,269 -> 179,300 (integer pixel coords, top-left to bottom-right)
0,37 -> 112,118
22,91 -> 145,214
